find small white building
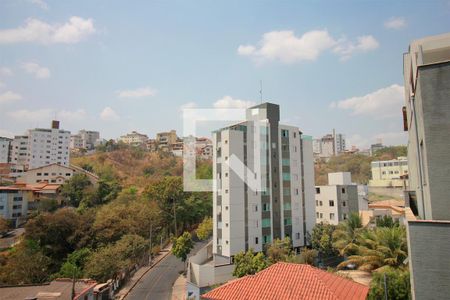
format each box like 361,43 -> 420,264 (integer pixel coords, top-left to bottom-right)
315,172 -> 366,225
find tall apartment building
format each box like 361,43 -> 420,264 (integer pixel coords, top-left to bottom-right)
10,135 -> 29,167
313,130 -> 346,159
315,172 -> 365,225
0,137 -> 12,163
213,102 -> 315,259
403,33 -> 450,300
118,131 -> 149,146
27,121 -> 71,170
70,130 -> 100,150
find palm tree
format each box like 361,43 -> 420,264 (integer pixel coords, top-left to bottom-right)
332,212 -> 363,256
337,226 -> 408,272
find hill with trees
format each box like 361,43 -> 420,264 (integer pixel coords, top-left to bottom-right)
315,146 -> 407,185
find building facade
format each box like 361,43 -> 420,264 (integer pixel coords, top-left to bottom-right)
315,172 -> 362,225
403,33 -> 450,300
27,121 -> 71,169
10,135 -> 29,167
369,157 -> 409,188
70,130 -> 100,150
213,102 -> 315,259
0,187 -> 29,221
118,131 -> 149,146
313,130 -> 346,159
0,137 -> 11,163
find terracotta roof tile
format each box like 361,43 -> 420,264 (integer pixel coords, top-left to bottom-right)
201,262 -> 369,300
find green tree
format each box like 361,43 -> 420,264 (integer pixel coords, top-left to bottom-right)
338,226 -> 408,271
311,222 -> 337,257
299,248 -> 318,265
84,234 -> 148,282
368,267 -> 411,300
60,174 -> 92,207
233,249 -> 269,278
196,217 -> 213,240
55,248 -> 92,278
0,240 -> 51,284
266,237 -> 293,263
172,232 -> 194,263
376,215 -> 399,228
332,212 -> 363,256
0,216 -> 9,234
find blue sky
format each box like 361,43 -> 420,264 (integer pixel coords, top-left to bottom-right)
0,0 -> 449,148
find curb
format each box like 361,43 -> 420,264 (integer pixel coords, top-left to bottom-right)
118,248 -> 172,300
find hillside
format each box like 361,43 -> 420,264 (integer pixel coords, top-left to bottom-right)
315,146 -> 407,185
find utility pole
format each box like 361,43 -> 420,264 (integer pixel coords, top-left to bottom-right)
173,201 -> 177,237
383,273 -> 388,300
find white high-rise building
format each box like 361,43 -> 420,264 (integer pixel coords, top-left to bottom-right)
313,130 -> 346,159
0,137 -> 11,163
27,121 -> 71,169
212,102 -> 315,259
10,135 -> 29,166
70,130 -> 100,150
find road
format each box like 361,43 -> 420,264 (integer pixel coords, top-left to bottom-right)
126,240 -> 208,300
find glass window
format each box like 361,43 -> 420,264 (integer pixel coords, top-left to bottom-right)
316,187 -> 320,194
282,159 -> 290,166
263,235 -> 272,244
330,213 -> 335,220
262,218 -> 271,228
282,173 -> 291,181
283,187 -> 290,196
263,203 -> 271,211
284,218 -> 292,226
283,202 -> 291,210
329,200 -> 335,207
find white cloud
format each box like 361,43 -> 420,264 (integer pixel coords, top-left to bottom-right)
238,30 -> 379,64
0,16 -> 95,44
7,108 -> 88,124
57,109 -> 87,122
238,30 -> 336,64
100,107 -> 120,121
30,0 -> 49,10
117,86 -> 157,99
213,96 -> 256,109
0,91 -> 22,104
0,67 -> 13,76
8,108 -> 53,122
330,84 -> 404,118
0,129 -> 14,138
180,102 -> 198,109
384,17 -> 407,30
333,35 -> 379,61
21,62 -> 50,79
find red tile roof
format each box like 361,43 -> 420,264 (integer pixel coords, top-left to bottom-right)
201,262 -> 369,300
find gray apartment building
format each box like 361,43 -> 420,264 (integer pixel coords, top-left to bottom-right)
403,32 -> 450,300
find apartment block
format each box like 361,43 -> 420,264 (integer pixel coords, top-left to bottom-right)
315,172 -> 362,225
0,137 -> 11,163
27,121 -> 71,169
403,33 -> 450,300
118,131 -> 149,146
313,129 -> 346,159
10,135 -> 29,166
70,130 -> 100,151
0,187 -> 29,221
213,102 -> 315,259
369,157 -> 409,188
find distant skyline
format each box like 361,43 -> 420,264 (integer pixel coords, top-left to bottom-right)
1,0 -> 449,148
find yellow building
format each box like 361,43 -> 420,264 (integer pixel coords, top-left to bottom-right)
369,157 -> 408,188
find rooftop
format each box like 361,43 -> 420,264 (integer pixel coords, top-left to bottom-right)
201,262 -> 369,300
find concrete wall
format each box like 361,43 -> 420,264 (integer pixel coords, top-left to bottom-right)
407,221 -> 450,300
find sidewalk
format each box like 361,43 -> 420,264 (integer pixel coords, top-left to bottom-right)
171,274 -> 186,300
115,245 -> 172,300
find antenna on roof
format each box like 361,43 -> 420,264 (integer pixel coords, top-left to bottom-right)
259,80 -> 263,103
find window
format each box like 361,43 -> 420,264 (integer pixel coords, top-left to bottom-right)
282,173 -> 291,181
343,213 -> 348,220
319,201 -> 323,206
225,156 -> 228,161
316,200 -> 319,206
44,173 -> 49,176
255,237 -> 259,244
66,173 -> 71,176
284,218 -> 292,226
283,187 -> 290,196
37,173 -> 42,176
316,212 -> 320,218
282,130 -> 288,137
225,189 -> 228,194
295,188 -> 299,195
263,235 -> 271,244
342,201 -> 346,207
283,202 -> 291,210
293,132 -> 297,138
262,218 -> 271,228
320,213 -> 323,218
13,205 -> 22,209
225,223 -> 228,227
329,200 -> 335,207
341,188 -> 346,194
263,203 -> 270,211
330,213 -> 335,220
316,187 -> 321,194
224,140 -> 228,144
254,205 -> 258,212
225,206 -> 228,210
225,172 -> 228,177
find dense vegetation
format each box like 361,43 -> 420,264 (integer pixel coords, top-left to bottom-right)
315,146 -> 407,185
0,147 -> 212,285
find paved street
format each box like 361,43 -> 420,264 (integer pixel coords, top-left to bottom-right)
125,240 -> 207,300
